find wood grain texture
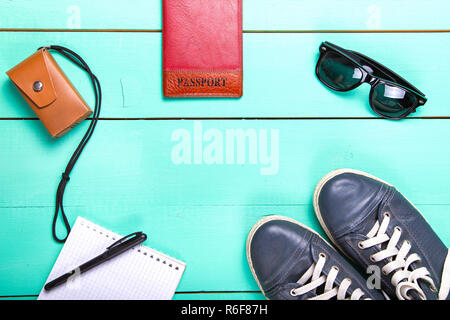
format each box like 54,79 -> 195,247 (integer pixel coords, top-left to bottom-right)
1,1 -> 450,31
0,205 -> 315,297
1,0 -> 450,301
0,202 -> 447,297
1,32 -> 449,118
0,292 -> 265,300
0,119 -> 449,297
1,119 -> 450,208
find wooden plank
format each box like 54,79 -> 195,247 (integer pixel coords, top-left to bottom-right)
0,206 -> 315,296
0,119 -> 449,296
0,292 -> 265,300
1,32 -> 449,118
0,0 -> 161,30
1,119 -> 450,208
0,203 -> 447,297
174,292 -> 265,301
0,297 -> 37,300
1,1 -> 450,31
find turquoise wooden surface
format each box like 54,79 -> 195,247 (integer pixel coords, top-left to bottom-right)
0,1 -> 449,300
0,120 -> 449,298
1,32 -> 450,118
1,0 -> 450,30
0,292 -> 265,300
0,119 -> 450,207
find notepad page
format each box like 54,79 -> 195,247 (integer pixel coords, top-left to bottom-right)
38,217 -> 186,300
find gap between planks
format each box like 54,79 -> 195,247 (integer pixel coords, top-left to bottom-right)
1,117 -> 450,121
0,291 -> 261,299
2,29 -> 450,33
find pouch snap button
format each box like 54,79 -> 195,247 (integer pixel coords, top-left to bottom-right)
33,81 -> 43,92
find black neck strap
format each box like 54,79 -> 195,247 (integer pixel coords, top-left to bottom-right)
40,46 -> 102,243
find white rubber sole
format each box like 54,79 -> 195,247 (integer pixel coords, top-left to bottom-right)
313,169 -> 393,259
246,215 -> 337,300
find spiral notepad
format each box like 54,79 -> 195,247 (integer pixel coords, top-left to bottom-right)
38,217 -> 186,300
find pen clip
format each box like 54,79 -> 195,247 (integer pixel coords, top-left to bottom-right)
107,232 -> 144,250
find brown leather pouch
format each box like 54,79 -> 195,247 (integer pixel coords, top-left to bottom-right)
6,45 -> 102,244
6,48 -> 92,138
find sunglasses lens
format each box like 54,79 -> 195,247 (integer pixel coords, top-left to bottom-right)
317,51 -> 363,90
371,83 -> 418,118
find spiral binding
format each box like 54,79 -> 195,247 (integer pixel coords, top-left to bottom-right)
79,220 -> 180,271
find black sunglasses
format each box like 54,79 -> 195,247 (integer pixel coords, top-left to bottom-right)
315,41 -> 427,119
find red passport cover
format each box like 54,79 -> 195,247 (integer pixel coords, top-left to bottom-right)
163,0 -> 243,98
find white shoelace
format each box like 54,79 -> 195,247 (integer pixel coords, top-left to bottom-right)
290,253 -> 370,300
359,212 -> 450,300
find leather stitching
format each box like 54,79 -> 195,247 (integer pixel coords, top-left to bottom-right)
264,232 -> 312,291
333,183 -> 388,238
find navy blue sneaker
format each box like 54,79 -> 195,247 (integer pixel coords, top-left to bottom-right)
246,216 -> 385,300
314,169 -> 450,300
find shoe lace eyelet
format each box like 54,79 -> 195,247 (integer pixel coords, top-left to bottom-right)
319,252 -> 327,259
394,226 -> 402,233
332,266 -> 340,272
358,241 -> 365,250
384,212 -> 391,218
370,255 -> 376,263
290,289 -> 297,297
